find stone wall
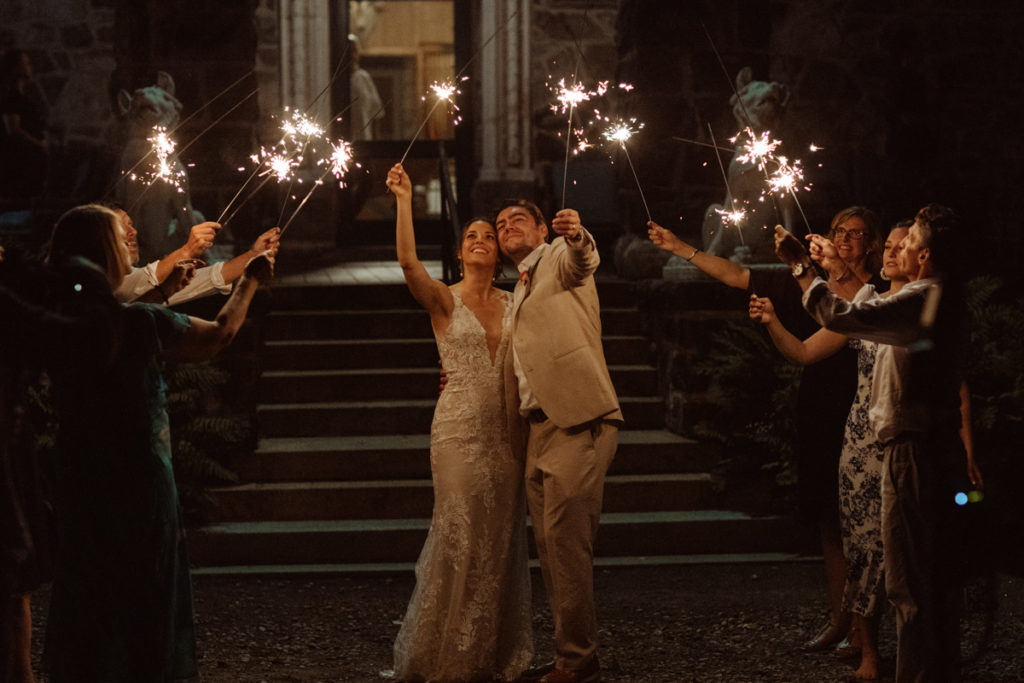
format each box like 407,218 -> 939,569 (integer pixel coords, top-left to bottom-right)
0,0 -> 116,144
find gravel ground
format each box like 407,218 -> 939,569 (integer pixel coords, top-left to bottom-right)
30,562 -> 1024,682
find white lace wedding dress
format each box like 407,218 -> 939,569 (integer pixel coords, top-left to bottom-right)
392,289 -> 533,682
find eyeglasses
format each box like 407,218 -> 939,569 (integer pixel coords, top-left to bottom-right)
831,228 -> 866,241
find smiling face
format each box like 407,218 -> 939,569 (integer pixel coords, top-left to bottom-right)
115,209 -> 139,264
830,215 -> 870,266
882,226 -> 909,281
495,205 -> 548,264
459,220 -> 499,271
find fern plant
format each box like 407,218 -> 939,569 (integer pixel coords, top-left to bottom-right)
690,320 -> 801,507
164,360 -> 250,526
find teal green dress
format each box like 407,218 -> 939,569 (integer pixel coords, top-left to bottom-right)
43,299 -> 197,682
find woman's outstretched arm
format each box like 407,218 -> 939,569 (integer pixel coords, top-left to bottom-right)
749,294 -> 847,365
386,163 -> 451,318
648,221 -> 750,290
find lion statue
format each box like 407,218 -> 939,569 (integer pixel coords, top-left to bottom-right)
701,67 -> 793,262
114,71 -> 202,263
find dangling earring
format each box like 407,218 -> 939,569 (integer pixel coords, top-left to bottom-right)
457,258 -> 464,278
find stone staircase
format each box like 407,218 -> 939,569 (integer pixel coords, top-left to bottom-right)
188,277 -> 800,573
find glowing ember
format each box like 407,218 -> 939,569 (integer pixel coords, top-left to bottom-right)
320,139 -> 354,183
603,119 -> 643,146
765,156 -> 805,196
715,208 -> 748,225
551,78 -> 592,115
735,128 -> 782,171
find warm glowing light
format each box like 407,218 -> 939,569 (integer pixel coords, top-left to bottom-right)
603,119 -> 643,146
736,128 -> 782,171
715,208 -> 748,225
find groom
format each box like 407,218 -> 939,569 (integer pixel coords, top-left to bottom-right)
495,199 -> 621,683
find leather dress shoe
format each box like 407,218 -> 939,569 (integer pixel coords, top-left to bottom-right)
538,656 -> 600,683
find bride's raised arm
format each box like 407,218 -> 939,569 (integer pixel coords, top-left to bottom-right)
387,163 -> 452,316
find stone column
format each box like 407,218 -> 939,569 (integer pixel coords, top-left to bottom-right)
471,0 -> 535,212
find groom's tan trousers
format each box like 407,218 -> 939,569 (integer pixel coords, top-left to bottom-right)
524,415 -> 618,670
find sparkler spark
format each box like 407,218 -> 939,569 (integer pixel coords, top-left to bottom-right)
319,139 -> 354,183
602,118 -> 651,222
734,128 -> 783,171
715,207 -> 748,225
551,78 -> 592,115
765,156 -> 805,196
603,119 -> 642,145
398,77 -> 468,165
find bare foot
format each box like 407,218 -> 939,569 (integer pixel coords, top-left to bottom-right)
852,652 -> 879,681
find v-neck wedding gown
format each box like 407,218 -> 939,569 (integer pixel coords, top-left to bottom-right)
392,289 -> 533,682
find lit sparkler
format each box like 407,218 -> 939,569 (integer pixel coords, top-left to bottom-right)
398,77 -> 467,165
734,128 -> 783,172
279,137 -> 356,235
715,208 -> 748,225
764,156 -> 805,197
707,123 -> 748,245
603,118 -> 652,223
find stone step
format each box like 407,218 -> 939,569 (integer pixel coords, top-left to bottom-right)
264,307 -> 643,341
187,510 -> 800,567
258,365 -> 658,403
241,430 -> 717,482
256,396 -> 664,437
190,552 -> 811,577
267,278 -> 640,311
260,335 -> 652,371
206,473 -> 713,522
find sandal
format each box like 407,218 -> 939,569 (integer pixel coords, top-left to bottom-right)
803,620 -> 846,652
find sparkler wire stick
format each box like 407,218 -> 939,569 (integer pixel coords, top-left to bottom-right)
621,144 -> 651,223
219,174 -> 275,227
559,59 -> 583,209
174,70 -> 255,135
217,168 -> 266,224
671,135 -> 734,153
279,168 -> 333,236
604,121 -> 651,223
698,22 -> 789,223
707,123 -> 745,246
106,71 -> 257,200
396,6 -> 520,167
176,88 -> 259,156
398,83 -> 456,165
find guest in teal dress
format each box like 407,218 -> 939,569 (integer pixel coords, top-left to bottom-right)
3,204 -> 274,682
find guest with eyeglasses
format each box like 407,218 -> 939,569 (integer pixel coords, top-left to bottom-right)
647,206 -> 885,655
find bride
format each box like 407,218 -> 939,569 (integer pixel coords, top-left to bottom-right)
384,163 -> 533,682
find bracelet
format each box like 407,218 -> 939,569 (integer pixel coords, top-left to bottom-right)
684,247 -> 699,261
155,284 -> 169,303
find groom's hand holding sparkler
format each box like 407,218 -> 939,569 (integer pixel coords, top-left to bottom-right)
551,208 -> 583,242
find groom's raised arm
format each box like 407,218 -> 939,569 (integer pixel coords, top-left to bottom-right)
550,207 -> 598,287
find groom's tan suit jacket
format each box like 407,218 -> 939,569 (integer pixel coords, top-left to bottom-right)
503,230 -> 622,437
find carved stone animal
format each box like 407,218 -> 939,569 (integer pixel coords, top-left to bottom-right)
114,71 -> 201,263
701,67 -> 793,262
